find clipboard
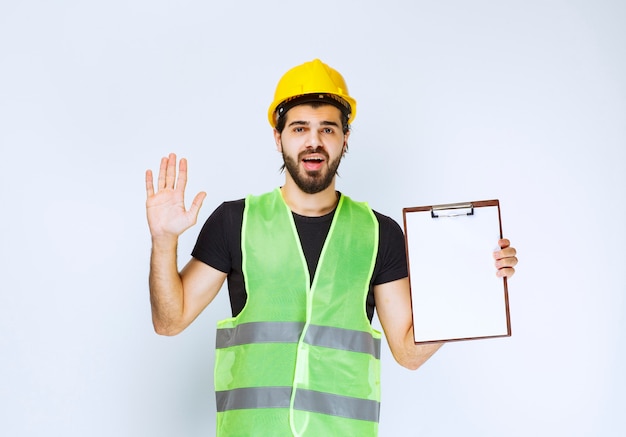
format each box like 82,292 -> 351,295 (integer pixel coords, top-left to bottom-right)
402,200 -> 511,344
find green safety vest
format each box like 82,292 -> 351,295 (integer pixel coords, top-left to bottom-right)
214,188 -> 381,436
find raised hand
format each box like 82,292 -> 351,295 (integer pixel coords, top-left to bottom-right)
145,153 -> 207,239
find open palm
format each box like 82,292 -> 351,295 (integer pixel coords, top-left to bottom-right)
145,153 -> 206,238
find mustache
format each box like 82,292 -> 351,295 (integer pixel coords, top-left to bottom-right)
299,147 -> 329,160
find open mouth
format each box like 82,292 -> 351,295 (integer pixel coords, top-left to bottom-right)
302,155 -> 325,171
303,157 -> 324,163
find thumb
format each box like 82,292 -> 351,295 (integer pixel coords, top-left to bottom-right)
188,192 -> 207,222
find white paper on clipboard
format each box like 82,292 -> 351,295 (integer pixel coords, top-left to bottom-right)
402,200 -> 511,344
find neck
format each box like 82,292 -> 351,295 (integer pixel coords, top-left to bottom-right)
280,180 -> 339,217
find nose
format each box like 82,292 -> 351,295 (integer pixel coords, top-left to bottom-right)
306,130 -> 322,148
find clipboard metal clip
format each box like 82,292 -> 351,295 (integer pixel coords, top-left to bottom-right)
431,202 -> 474,218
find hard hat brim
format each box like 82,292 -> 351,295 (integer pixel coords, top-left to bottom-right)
274,93 -> 352,126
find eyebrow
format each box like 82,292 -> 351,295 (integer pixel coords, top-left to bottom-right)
287,120 -> 340,128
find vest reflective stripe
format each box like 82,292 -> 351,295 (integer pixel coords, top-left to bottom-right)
304,324 -> 381,359
294,389 -> 380,423
216,321 -> 381,359
216,387 -> 379,423
216,387 -> 291,412
216,321 -> 304,348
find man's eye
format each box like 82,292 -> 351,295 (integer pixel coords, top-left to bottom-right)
323,128 -> 334,134
294,127 -> 304,133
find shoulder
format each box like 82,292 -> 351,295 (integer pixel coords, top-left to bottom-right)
192,199 -> 245,272
371,210 -> 405,240
369,209 -> 408,285
195,198 -> 246,244
341,194 -> 403,233
214,198 -> 245,215
202,198 -> 245,227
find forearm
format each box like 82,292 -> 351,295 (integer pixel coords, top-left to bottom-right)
375,279 -> 443,371
149,236 -> 185,335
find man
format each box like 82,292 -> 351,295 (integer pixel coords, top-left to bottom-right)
145,59 -> 518,436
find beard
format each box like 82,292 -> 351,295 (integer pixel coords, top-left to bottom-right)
282,148 -> 343,194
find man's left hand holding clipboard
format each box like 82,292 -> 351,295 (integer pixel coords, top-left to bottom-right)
494,238 -> 518,279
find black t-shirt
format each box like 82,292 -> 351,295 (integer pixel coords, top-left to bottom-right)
191,196 -> 408,322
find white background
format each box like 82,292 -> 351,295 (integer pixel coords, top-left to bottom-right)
1,1 -> 624,436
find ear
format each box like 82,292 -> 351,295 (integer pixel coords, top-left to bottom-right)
343,130 -> 350,154
273,129 -> 282,152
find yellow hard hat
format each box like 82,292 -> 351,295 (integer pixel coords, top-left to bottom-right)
267,59 -> 357,128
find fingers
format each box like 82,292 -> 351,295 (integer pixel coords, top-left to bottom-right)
494,246 -> 517,261
188,191 -> 207,221
495,255 -> 517,271
494,250 -> 517,267
165,153 -> 177,189
497,267 -> 515,279
145,169 -> 155,197
493,239 -> 518,278
153,153 -> 185,192
176,158 -> 188,193
157,155 -> 168,190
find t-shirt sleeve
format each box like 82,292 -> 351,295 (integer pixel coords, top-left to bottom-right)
191,200 -> 244,274
372,211 -> 408,285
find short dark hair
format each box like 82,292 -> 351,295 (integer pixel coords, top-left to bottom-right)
274,102 -> 351,135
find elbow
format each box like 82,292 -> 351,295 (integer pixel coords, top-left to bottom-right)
392,342 -> 443,371
154,327 -> 180,337
395,354 -> 426,371
152,319 -> 185,336
389,343 -> 428,371
403,361 -> 423,371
